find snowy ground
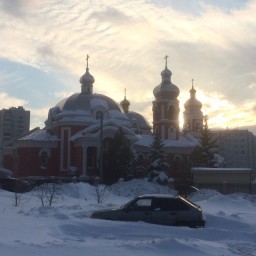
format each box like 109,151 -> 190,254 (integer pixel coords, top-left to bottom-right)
1,179 -> 256,256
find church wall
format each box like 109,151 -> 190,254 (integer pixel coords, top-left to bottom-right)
72,146 -> 83,176
12,147 -> 60,177
3,154 -> 13,173
52,125 -> 88,138
60,128 -> 71,171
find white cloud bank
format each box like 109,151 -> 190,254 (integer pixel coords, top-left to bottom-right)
0,0 -> 255,133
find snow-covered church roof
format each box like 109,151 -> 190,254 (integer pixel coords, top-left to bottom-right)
135,133 -> 199,148
19,128 -> 58,141
46,92 -> 132,127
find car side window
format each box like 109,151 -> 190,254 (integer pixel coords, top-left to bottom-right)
129,198 -> 152,211
152,198 -> 190,211
168,199 -> 190,211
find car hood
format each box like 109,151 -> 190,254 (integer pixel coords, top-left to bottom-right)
91,208 -> 120,218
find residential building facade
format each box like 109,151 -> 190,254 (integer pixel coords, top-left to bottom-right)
213,129 -> 256,171
0,106 -> 30,165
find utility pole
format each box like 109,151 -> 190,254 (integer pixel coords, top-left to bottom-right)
99,112 -> 103,183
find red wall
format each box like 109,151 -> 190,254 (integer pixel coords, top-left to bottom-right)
7,147 -> 60,177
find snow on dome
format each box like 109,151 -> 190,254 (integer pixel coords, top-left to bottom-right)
46,93 -> 132,127
90,98 -> 108,109
126,111 -> 151,135
55,93 -> 123,114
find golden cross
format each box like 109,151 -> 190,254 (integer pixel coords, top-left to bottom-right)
164,55 -> 169,68
86,54 -> 89,69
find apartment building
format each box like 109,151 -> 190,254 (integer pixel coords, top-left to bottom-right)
213,129 -> 256,171
0,106 -> 30,146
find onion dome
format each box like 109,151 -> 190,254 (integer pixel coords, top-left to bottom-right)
120,89 -> 130,113
80,55 -> 95,95
126,111 -> 151,135
153,55 -> 180,99
80,69 -> 95,85
47,93 -> 131,127
161,66 -> 172,77
184,81 -> 202,111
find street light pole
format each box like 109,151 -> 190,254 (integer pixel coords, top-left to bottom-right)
99,112 -> 103,183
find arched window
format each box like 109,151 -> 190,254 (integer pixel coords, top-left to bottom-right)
96,111 -> 103,120
39,149 -> 51,170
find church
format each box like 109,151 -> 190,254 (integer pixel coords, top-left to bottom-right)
4,55 -> 204,182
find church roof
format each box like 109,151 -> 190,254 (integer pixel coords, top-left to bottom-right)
56,93 -> 122,113
46,93 -> 132,127
126,111 -> 151,134
134,133 -> 199,148
18,128 -> 58,141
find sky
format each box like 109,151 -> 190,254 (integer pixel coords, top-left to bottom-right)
0,0 -> 256,134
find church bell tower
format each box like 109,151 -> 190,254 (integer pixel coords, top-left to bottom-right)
152,56 -> 180,140
183,79 -> 203,137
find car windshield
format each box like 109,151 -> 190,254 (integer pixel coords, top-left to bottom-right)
120,198 -> 135,209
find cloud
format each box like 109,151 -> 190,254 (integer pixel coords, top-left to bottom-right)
0,0 -> 256,132
0,92 -> 27,109
88,7 -> 131,24
29,106 -> 50,129
0,0 -> 41,17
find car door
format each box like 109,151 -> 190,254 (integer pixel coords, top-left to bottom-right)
124,198 -> 152,223
151,198 -> 179,226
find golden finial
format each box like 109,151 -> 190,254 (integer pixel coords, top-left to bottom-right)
86,54 -> 89,69
164,55 -> 169,68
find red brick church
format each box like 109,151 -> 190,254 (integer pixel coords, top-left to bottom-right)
4,56 -> 203,181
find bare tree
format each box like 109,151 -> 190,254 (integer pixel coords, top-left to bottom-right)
47,183 -> 58,206
35,183 -> 46,207
13,192 -> 22,206
35,182 -> 61,206
95,184 -> 110,204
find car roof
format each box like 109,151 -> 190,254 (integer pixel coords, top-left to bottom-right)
137,194 -> 177,199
